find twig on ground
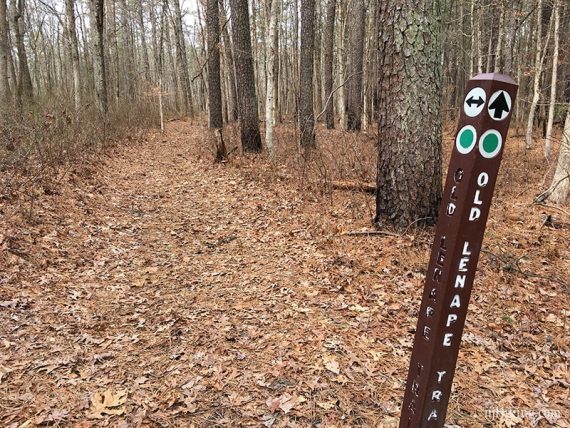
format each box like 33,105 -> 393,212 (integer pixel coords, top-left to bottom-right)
341,229 -> 400,237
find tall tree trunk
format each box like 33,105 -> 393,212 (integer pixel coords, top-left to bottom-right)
298,0 -> 315,148
272,0 -> 279,122
65,0 -> 81,114
0,0 -> 10,105
220,4 -> 238,122
264,0 -> 278,156
502,0 -> 516,75
475,0 -> 482,74
546,107 -> 569,204
207,0 -> 227,161
12,0 -> 33,104
89,0 -> 108,115
376,0 -> 442,227
336,1 -> 347,129
312,0 -> 321,116
347,0 -> 365,131
149,0 -> 160,80
493,3 -> 504,72
322,0 -> 335,129
119,0 -> 136,100
544,0 -> 559,158
469,0 -> 475,77
525,0 -> 545,149
171,0 -> 194,117
229,0 -> 262,152
137,0 -> 151,83
108,0 -> 120,104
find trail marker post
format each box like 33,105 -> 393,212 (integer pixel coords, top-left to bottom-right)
399,73 -> 518,427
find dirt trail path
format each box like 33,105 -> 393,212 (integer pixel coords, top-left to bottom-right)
1,122 -> 568,427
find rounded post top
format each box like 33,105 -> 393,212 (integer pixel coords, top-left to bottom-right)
470,73 -> 517,86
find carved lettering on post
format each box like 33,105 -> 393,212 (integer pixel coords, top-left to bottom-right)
399,73 -> 518,428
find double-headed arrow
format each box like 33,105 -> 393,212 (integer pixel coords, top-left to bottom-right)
466,96 -> 484,108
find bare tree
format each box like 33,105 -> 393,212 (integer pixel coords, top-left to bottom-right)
546,107 -> 569,204
322,0 -> 335,129
347,0 -> 364,131
65,0 -> 81,113
88,0 -> 108,115
136,0 -> 151,82
335,1 -> 347,129
264,0 -> 278,156
220,3 -> 238,122
12,0 -> 33,104
376,0 -> 442,227
525,0 -> 551,149
171,0 -> 194,117
229,0 -> 262,152
298,0 -> 315,148
0,0 -> 10,105
493,2 -> 504,72
207,0 -> 227,161
544,0 -> 560,158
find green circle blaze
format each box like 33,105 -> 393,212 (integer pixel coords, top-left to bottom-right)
459,129 -> 475,149
482,133 -> 499,153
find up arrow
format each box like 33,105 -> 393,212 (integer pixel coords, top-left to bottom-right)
466,96 -> 484,108
489,91 -> 510,119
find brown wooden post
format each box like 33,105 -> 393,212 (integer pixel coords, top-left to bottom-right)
399,73 -> 518,428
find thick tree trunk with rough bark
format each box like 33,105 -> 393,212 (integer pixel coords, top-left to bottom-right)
207,0 -> 226,161
298,0 -> 315,148
322,0 -> 335,129
89,0 -> 108,115
376,0 -> 443,228
0,0 -> 10,105
229,0 -> 262,152
347,0 -> 365,131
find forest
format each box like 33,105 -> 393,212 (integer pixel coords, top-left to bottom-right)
0,0 -> 569,426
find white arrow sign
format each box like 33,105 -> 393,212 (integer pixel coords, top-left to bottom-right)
463,87 -> 486,117
488,90 -> 512,121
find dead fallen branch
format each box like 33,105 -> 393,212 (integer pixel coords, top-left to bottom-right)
331,180 -> 376,194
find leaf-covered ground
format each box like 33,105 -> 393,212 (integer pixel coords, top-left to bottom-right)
1,121 -> 568,427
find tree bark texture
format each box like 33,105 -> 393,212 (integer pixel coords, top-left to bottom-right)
264,0 -> 278,156
322,0 -> 335,129
89,0 -> 108,115
544,0 -> 559,158
12,0 -> 33,103
376,0 -> 443,228
220,4 -> 238,122
207,0 -> 227,161
0,0 -> 10,104
547,108 -> 570,204
347,0 -> 365,131
65,0 -> 81,113
299,0 -> 315,148
172,0 -> 194,116
229,0 -> 262,152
